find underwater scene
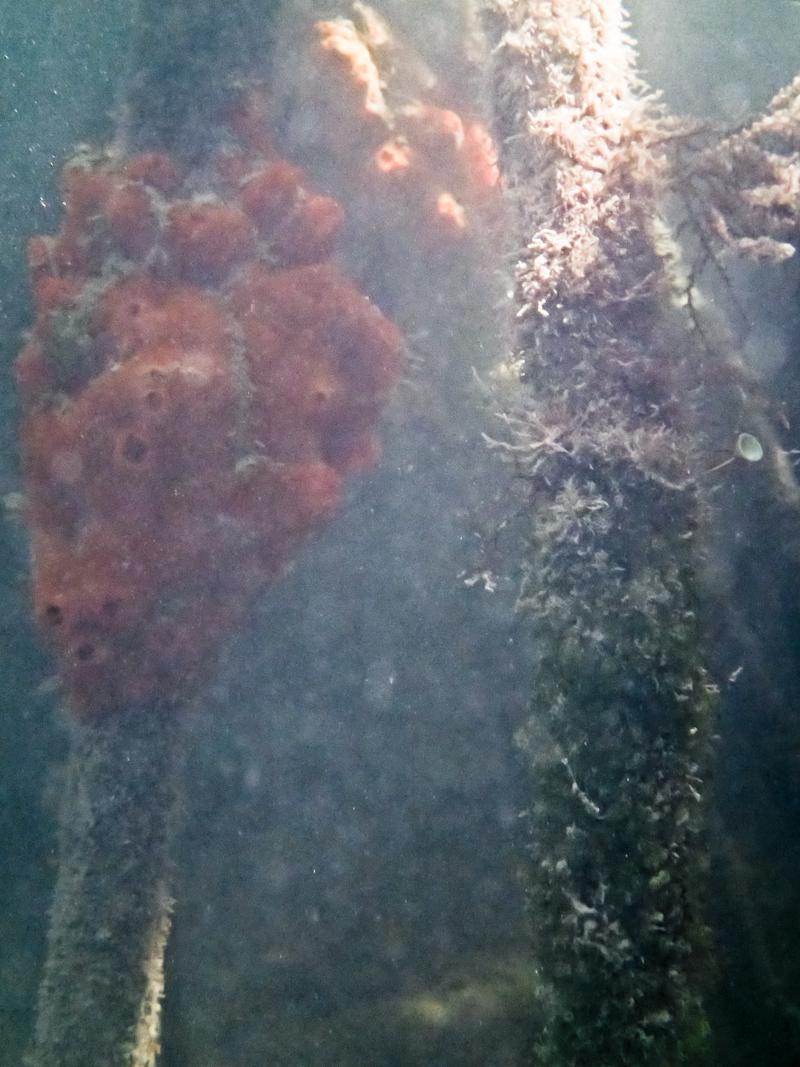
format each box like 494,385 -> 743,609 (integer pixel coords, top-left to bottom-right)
1,1 -> 800,1064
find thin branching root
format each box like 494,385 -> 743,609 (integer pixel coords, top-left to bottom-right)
683,75 -> 800,264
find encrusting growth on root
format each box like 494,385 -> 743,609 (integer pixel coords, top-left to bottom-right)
18,86 -> 403,718
482,1 -> 718,1063
21,7 -> 406,1065
484,0 -> 800,1061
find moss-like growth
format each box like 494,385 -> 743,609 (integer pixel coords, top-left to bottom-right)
513,466 -> 715,1066
482,1 -> 717,1062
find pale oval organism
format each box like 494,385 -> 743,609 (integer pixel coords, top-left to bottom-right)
735,432 -> 764,463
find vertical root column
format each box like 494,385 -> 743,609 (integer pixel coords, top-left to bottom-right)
31,708 -> 181,1067
483,1 -> 716,1063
